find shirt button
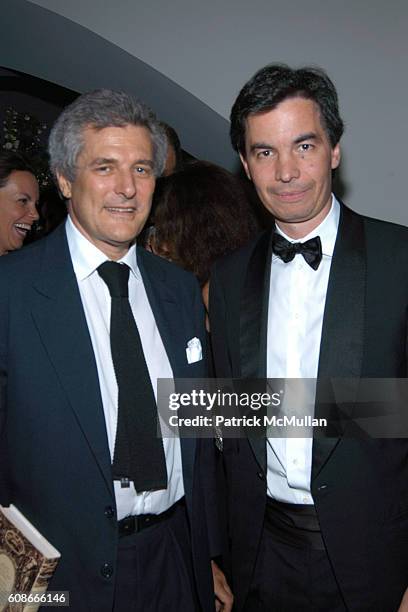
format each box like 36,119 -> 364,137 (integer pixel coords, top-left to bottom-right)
292,458 -> 298,465
104,506 -> 115,518
257,471 -> 265,480
100,563 -> 113,579
302,496 -> 309,504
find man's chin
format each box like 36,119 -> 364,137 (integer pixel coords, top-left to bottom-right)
105,233 -> 139,249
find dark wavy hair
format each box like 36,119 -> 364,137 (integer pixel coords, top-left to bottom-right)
0,150 -> 36,188
230,63 -> 344,156
160,122 -> 183,175
151,161 -> 259,285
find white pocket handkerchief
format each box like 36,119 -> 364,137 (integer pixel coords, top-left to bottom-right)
186,337 -> 202,364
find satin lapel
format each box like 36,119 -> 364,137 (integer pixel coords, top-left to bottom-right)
240,231 -> 272,379
30,226 -> 113,496
137,248 -> 198,502
312,205 -> 366,479
240,231 -> 272,473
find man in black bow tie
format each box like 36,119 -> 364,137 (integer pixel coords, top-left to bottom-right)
210,64 -> 408,611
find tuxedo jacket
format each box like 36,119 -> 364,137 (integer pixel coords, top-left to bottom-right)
210,204 -> 408,612
0,224 -> 215,612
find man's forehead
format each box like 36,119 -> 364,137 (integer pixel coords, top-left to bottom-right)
81,123 -> 149,141
77,124 -> 153,158
244,98 -> 327,141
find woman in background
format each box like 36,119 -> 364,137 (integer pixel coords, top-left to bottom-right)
0,151 -> 39,255
148,161 -> 259,324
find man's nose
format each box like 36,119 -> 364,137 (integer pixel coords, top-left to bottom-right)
115,170 -> 137,198
275,154 -> 300,183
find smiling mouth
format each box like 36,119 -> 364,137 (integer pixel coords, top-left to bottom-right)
105,206 -> 137,214
273,189 -> 310,203
14,223 -> 31,237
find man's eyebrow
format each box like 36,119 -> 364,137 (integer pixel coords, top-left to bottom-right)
293,132 -> 319,144
90,157 -> 116,166
135,159 -> 154,168
249,142 -> 274,153
89,157 -> 154,167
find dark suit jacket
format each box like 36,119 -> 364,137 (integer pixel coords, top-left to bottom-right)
0,223 -> 215,611
210,204 -> 408,612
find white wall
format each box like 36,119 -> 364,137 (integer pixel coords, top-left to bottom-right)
21,1 -> 408,224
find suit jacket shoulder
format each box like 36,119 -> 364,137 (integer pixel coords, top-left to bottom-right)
362,212 -> 408,262
211,231 -> 269,280
137,244 -> 203,300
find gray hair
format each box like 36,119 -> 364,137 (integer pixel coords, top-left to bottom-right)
48,89 -> 167,180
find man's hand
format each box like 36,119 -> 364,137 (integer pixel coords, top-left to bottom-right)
211,560 -> 233,612
398,586 -> 408,611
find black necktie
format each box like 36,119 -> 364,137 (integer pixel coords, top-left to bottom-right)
97,261 -> 167,492
272,232 -> 323,270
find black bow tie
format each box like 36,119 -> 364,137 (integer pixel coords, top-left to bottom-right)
272,232 -> 323,270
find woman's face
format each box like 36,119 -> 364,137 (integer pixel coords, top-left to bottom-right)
0,170 -> 39,255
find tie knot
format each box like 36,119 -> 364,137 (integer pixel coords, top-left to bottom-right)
292,242 -> 304,254
97,261 -> 130,297
272,232 -> 322,270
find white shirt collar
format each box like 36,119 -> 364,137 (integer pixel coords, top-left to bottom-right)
275,194 -> 340,257
65,215 -> 140,281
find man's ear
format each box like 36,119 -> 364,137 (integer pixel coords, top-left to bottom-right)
57,172 -> 72,199
331,143 -> 341,170
239,152 -> 252,181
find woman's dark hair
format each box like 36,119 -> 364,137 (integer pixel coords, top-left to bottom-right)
160,122 -> 184,174
151,161 -> 259,284
230,63 -> 344,155
0,150 -> 36,188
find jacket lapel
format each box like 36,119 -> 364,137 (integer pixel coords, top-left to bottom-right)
240,231 -> 272,379
137,248 -> 200,502
312,204 -> 366,479
240,231 -> 272,473
30,226 -> 114,496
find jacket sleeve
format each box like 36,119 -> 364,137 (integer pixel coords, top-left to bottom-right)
208,262 -> 233,379
0,270 -> 10,506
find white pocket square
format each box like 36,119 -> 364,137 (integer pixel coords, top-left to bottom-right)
186,337 -> 202,364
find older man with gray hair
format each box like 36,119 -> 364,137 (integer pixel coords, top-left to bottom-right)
0,89 -> 230,611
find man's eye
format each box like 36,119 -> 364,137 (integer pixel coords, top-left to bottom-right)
257,150 -> 272,158
299,143 -> 313,152
18,198 -> 28,205
135,166 -> 152,175
96,166 -> 111,173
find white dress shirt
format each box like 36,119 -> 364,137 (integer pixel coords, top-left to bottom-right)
66,217 -> 184,519
266,196 -> 340,504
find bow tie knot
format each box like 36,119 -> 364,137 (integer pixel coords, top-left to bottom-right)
272,232 -> 323,270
